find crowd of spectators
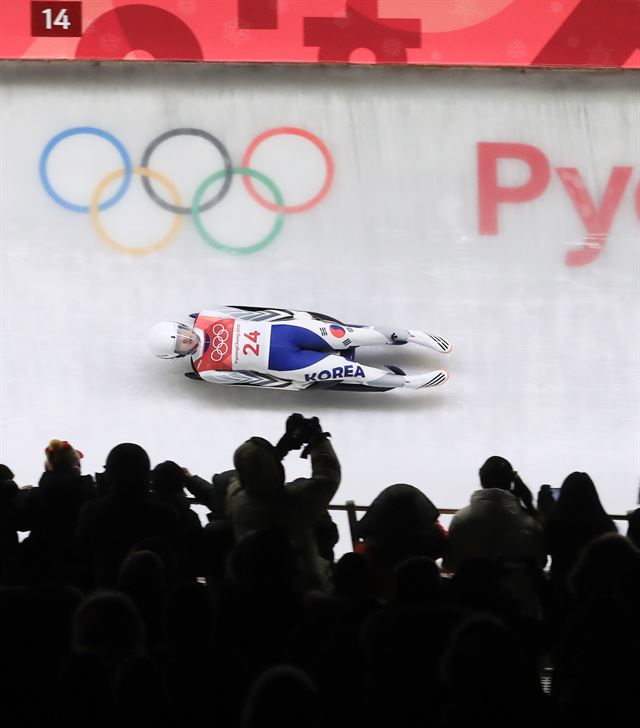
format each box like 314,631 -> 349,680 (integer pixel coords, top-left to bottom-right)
0,415 -> 638,727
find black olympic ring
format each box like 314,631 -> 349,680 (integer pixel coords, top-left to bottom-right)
40,125 -> 334,256
140,128 -> 233,215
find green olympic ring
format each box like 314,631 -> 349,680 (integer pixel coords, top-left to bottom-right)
192,167 -> 285,255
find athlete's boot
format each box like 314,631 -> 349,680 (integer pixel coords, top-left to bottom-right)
403,369 -> 449,389
407,330 -> 452,354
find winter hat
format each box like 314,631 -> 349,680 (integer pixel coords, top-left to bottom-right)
233,437 -> 284,497
45,439 -> 83,471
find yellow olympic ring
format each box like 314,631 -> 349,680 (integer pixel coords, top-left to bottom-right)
90,167 -> 182,257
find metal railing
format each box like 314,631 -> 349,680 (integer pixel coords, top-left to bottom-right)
329,500 -> 632,551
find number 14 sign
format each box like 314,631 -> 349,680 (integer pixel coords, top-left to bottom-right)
31,1 -> 82,37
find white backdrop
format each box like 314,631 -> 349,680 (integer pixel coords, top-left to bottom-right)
1,63 -> 638,552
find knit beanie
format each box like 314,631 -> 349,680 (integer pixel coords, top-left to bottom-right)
45,439 -> 83,471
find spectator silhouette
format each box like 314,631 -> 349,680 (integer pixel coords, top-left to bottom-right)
151,461 -> 201,535
314,509 -> 340,565
20,440 -> 96,585
0,465 -> 19,584
553,594 -> 640,727
151,460 -> 202,575
391,556 -> 442,607
448,556 -> 548,655
226,415 -> 340,592
553,533 -> 640,728
440,614 -> 547,728
362,598 -> 466,728
545,472 -> 616,591
76,444 -> 183,587
569,533 -> 640,607
444,456 -> 544,572
242,665 -> 321,728
627,506 -> 640,548
216,528 -> 307,677
163,582 -> 246,727
288,551 -> 377,728
0,585 -> 81,728
332,551 -> 375,601
57,592 -> 145,728
355,483 -> 447,598
117,550 -> 167,649
200,517 -> 235,589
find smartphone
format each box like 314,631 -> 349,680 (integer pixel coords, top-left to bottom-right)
550,487 -> 561,501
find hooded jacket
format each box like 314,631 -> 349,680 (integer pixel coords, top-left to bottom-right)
226,436 -> 340,591
443,488 -> 545,572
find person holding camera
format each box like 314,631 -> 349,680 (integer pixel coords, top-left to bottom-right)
443,456 -> 545,573
226,414 -> 341,592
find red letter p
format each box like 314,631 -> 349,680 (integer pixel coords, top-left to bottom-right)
478,143 -> 550,235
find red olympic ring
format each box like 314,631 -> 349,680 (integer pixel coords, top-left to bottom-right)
241,127 -> 334,214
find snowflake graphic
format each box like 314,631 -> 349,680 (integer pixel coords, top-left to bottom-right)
549,1 -> 564,13
99,33 -> 121,53
222,20 -> 251,46
178,0 -> 198,15
567,35 -> 580,48
507,40 -> 527,59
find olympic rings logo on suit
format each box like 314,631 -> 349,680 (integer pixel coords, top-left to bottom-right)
39,126 -> 334,257
210,324 -> 229,362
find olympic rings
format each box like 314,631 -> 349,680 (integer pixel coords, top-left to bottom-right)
39,125 -> 334,256
90,167 -> 183,257
241,127 -> 334,214
192,167 -> 284,255
140,128 -> 233,215
211,346 -> 228,362
211,324 -> 229,340
40,127 -> 132,213
210,325 -> 229,361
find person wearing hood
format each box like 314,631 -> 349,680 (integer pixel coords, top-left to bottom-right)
443,456 -> 545,573
354,483 -> 448,599
226,414 -> 340,592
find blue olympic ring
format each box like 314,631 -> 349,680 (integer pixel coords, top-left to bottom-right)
38,125 -> 334,257
39,127 -> 132,213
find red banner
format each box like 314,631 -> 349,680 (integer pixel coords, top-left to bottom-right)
1,0 -> 639,67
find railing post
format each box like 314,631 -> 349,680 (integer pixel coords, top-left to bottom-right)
345,500 -> 359,551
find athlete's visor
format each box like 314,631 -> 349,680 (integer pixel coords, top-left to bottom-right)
174,324 -> 201,356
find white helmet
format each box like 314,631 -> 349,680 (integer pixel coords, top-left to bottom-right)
148,321 -> 200,359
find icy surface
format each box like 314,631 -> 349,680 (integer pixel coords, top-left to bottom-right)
0,64 -> 638,554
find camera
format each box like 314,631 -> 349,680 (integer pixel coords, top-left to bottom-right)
286,413 -> 321,444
